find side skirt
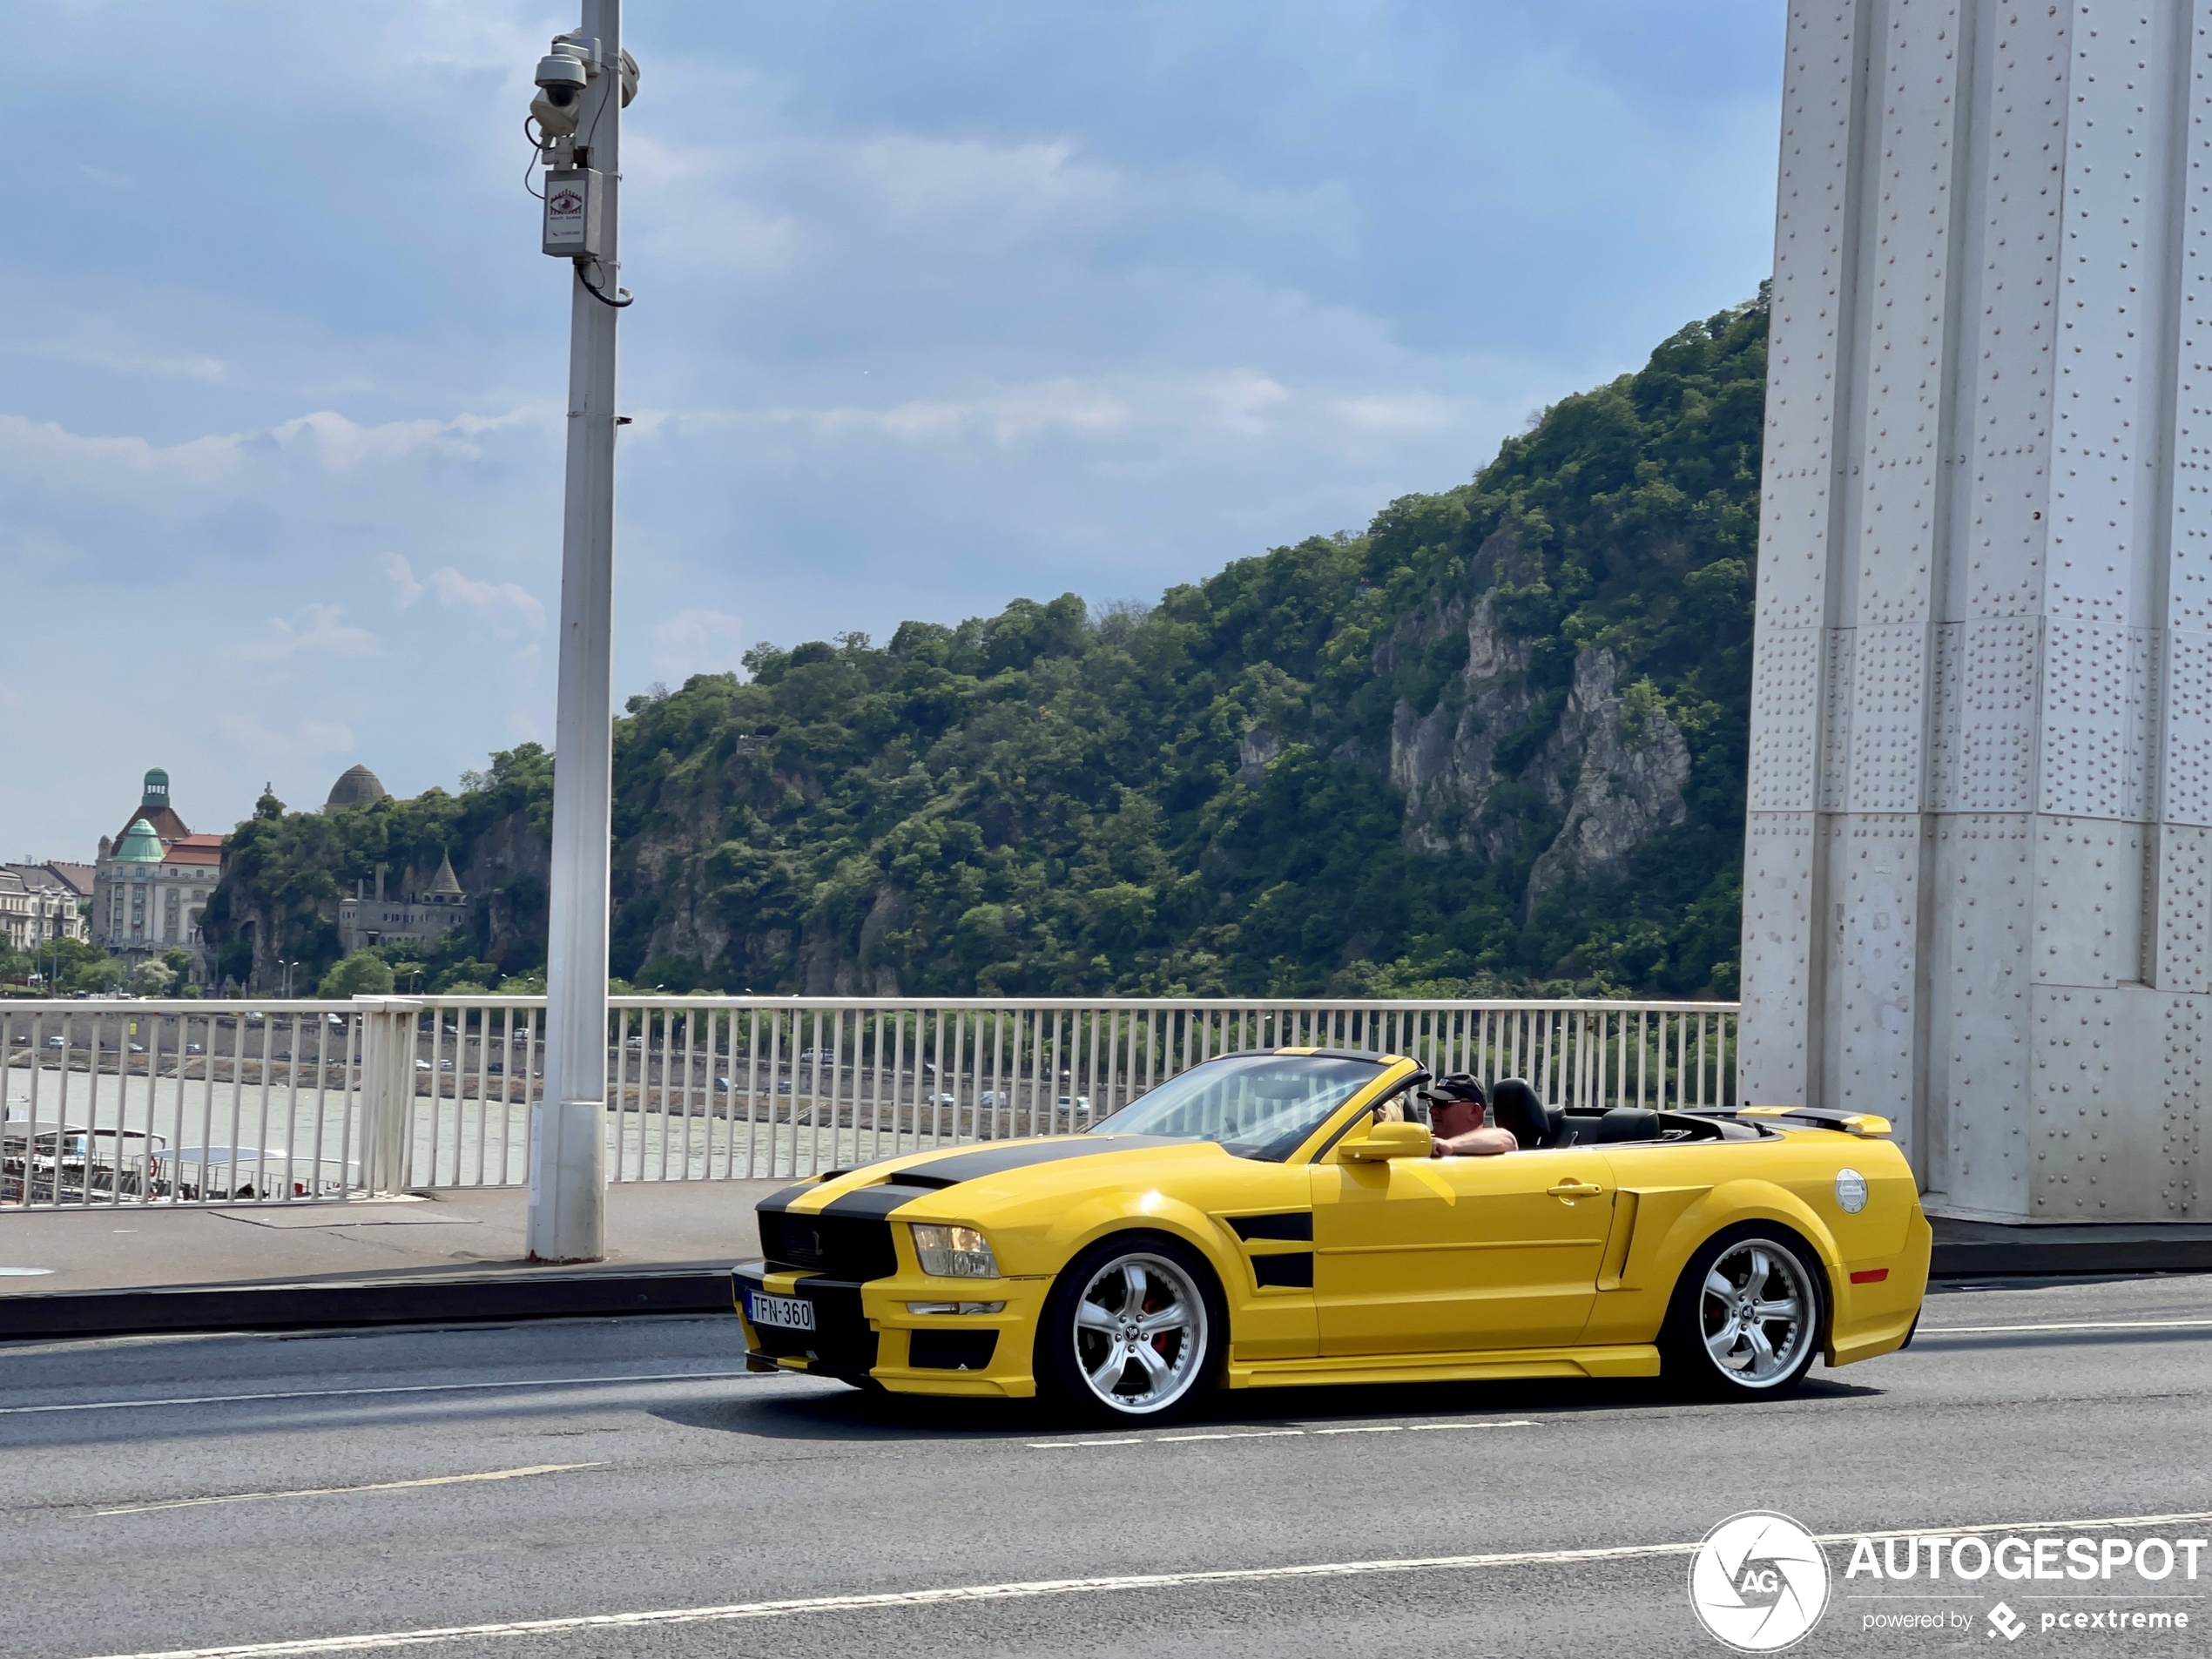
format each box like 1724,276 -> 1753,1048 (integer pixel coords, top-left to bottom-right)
1224,1345 -> 1662,1389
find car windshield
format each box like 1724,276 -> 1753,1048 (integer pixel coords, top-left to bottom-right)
1088,1054 -> 1383,1161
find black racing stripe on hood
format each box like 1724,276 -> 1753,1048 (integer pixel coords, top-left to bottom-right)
757,1181 -> 819,1216
882,1135 -> 1188,1188
818,1183 -> 953,1219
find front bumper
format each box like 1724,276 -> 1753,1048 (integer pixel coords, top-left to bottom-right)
732,1262 -> 1042,1396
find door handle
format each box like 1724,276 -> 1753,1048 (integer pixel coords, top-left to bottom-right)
1547,1180 -> 1604,1197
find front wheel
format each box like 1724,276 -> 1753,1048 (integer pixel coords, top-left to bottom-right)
1036,1234 -> 1223,1425
1662,1225 -> 1824,1399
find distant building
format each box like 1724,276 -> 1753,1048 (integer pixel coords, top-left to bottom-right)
337,852 -> 470,954
324,764 -> 389,813
91,768 -> 221,980
0,862 -> 92,950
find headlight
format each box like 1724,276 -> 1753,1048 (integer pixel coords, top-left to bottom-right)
911,1224 -> 999,1278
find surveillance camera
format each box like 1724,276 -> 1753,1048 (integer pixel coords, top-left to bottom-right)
531,51 -> 589,137
535,52 -> 588,96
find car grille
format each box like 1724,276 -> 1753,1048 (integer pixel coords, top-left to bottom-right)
758,1210 -> 898,1283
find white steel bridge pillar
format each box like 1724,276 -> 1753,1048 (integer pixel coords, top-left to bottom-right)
1742,0 -> 2212,1220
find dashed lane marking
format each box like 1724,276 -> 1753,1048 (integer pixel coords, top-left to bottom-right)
94,1462 -> 604,1517
0,1372 -> 765,1417
72,1509 -> 2212,1658
1029,1419 -> 1534,1448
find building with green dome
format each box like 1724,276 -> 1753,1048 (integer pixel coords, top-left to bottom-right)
92,767 -> 223,984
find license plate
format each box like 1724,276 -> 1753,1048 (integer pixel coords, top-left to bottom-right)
748,1291 -> 815,1332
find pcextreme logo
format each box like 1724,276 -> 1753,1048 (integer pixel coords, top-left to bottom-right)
1689,1511 -> 1831,1653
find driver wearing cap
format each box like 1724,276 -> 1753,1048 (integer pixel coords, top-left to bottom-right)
1425,1075 -> 1517,1158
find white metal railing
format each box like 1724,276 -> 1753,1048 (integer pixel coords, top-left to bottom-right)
1,995 -> 1737,1207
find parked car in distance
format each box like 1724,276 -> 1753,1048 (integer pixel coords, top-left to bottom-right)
185,1042 -> 204,1055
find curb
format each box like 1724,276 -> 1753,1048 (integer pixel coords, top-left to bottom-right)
7,1237 -> 2210,1343
0,1269 -> 734,1341
1930,1238 -> 2212,1279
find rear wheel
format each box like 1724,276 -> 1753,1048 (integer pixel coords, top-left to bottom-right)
1037,1234 -> 1223,1425
1662,1226 -> 1824,1399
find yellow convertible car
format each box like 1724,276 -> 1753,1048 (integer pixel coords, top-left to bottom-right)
732,1049 -> 1931,1422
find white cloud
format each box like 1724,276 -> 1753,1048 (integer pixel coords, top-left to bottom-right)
651,609 -> 746,684
233,604 -> 380,663
218,716 -> 358,759
22,341 -> 226,381
1334,392 -> 1455,433
426,566 -> 546,631
375,553 -> 546,632
786,380 -> 1133,445
374,551 -> 423,605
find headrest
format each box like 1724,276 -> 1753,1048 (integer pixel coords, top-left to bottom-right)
1489,1077 -> 1564,1149
1486,1083 -> 1557,1150
1595,1107 -> 1662,1143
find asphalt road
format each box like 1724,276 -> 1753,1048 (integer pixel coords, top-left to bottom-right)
4,1274 -> 2210,1659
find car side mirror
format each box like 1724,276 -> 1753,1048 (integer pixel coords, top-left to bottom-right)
1341,1120 -> 1433,1162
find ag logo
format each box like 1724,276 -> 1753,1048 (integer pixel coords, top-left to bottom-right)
1688,1511 -> 1831,1651
1987,1602 -> 2026,1641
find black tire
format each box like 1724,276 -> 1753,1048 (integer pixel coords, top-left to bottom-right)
1660,1223 -> 1826,1399
1035,1231 -> 1226,1426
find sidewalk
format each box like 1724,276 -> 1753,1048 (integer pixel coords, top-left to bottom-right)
0,1182 -> 783,1339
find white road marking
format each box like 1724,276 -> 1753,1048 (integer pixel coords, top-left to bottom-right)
72,1508 -> 2212,1659
1026,1437 -> 1143,1448
95,1462 -> 604,1517
1030,1419 -> 1534,1449
1918,1318 -> 2212,1337
0,1372 -> 765,1417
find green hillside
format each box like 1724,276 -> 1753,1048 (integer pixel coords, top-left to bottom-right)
204,291 -> 1767,1000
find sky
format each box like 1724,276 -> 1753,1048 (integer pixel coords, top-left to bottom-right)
0,1 -> 1784,860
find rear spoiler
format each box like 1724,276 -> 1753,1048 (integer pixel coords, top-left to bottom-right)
1705,1104 -> 1895,1138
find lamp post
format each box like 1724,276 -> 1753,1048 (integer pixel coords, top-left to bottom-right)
526,2 -> 637,1264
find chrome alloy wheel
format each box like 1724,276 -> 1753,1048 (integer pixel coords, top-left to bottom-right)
1070,1251 -> 1209,1415
1698,1239 -> 1815,1386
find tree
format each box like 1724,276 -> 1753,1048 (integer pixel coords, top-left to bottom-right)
318,950 -> 396,998
128,958 -> 177,997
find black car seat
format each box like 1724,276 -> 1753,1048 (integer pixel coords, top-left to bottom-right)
1594,1106 -> 1663,1143
1489,1078 -> 1569,1150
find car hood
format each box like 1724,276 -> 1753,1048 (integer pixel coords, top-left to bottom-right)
774,1135 -> 1243,1218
